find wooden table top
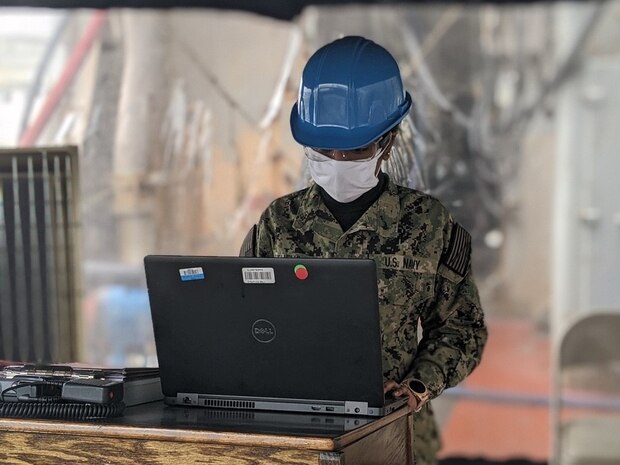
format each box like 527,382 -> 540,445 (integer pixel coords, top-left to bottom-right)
0,401 -> 410,451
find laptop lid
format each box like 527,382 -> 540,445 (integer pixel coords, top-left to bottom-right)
144,256 -> 387,414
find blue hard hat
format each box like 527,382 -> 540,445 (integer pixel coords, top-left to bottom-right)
290,36 -> 412,150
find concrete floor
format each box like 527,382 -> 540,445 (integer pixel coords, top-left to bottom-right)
437,318 -> 551,462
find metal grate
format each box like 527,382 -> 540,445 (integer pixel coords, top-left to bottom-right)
204,399 -> 256,410
0,147 -> 80,362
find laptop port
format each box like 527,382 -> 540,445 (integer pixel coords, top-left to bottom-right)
325,406 -> 335,412
311,406 -> 321,411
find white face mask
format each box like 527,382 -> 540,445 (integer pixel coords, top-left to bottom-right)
306,144 -> 387,203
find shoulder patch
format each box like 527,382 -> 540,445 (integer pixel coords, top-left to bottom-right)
240,224 -> 257,257
440,222 -> 471,277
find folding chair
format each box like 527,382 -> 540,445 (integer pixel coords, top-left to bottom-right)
551,310 -> 620,465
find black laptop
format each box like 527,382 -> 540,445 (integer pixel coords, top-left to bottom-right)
144,256 -> 406,417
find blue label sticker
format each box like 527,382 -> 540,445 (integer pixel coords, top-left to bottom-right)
179,267 -> 204,281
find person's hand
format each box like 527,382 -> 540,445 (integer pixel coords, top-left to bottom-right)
383,379 -> 419,412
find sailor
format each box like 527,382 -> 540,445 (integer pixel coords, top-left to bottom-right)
242,36 -> 488,465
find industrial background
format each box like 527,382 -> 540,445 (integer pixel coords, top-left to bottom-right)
0,2 -> 618,463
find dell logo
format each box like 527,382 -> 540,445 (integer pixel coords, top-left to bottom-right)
251,319 -> 276,343
254,328 -> 273,335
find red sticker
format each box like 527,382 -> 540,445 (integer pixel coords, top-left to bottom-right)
294,264 -> 308,280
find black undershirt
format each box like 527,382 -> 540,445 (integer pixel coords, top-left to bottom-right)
317,172 -> 388,232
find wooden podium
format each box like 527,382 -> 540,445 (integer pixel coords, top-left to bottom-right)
0,401 -> 414,464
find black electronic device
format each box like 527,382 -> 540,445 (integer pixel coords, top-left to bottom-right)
144,255 -> 407,417
62,379 -> 124,404
0,365 -> 126,420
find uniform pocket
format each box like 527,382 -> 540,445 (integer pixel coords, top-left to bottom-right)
375,266 -> 435,307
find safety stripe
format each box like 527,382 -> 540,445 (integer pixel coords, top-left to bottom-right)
441,222 -> 471,277
240,224 -> 257,257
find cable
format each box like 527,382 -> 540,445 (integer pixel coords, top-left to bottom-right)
0,401 -> 125,420
1,380 -> 64,402
0,377 -> 125,420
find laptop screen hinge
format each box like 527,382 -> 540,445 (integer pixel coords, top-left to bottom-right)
344,401 -> 368,415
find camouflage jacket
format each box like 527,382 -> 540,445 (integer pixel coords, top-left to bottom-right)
244,176 -> 487,464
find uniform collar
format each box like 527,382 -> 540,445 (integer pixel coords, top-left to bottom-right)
292,175 -> 401,239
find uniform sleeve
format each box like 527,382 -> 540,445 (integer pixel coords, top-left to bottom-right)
405,218 -> 488,399
239,225 -> 258,257
254,210 -> 275,258
238,208 -> 276,258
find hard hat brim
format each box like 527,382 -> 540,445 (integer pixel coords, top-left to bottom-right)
290,92 -> 412,151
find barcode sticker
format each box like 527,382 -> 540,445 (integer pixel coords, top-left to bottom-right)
242,267 -> 275,284
179,267 -> 205,281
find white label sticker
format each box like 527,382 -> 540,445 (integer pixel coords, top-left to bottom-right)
179,267 -> 205,281
242,267 -> 275,284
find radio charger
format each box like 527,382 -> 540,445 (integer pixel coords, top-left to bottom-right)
62,379 -> 124,404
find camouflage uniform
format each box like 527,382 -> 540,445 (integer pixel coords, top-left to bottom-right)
246,176 -> 487,465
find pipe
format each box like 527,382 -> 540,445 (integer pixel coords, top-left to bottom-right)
19,10 -> 108,147
18,13 -> 71,139
444,386 -> 620,411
